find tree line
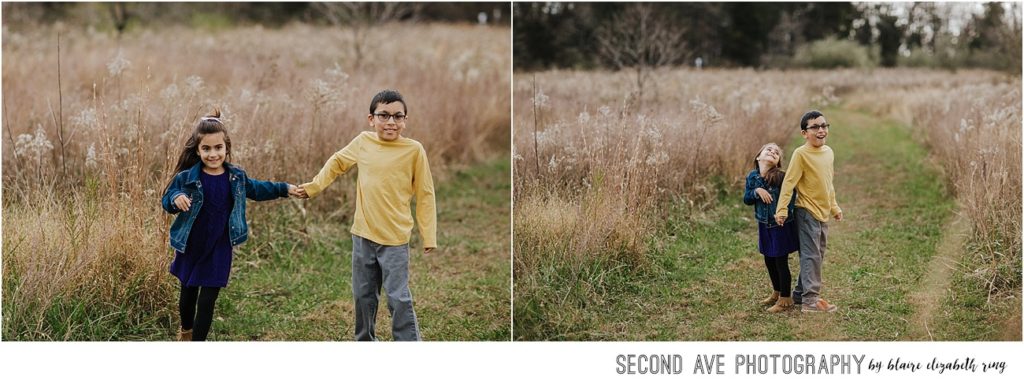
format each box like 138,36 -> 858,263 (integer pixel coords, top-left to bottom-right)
514,2 -> 1022,72
2,2 -> 510,31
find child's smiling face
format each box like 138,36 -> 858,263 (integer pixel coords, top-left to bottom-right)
368,101 -> 407,142
757,144 -> 782,166
802,116 -> 829,147
197,132 -> 227,173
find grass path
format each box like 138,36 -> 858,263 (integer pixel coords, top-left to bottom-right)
547,107 -> 967,340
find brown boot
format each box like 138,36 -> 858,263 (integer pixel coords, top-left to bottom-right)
760,291 -> 780,305
178,328 -> 192,341
767,297 -> 794,313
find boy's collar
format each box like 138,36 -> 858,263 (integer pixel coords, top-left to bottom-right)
802,143 -> 828,151
365,130 -> 408,144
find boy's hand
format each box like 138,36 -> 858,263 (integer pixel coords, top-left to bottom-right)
424,247 -> 435,254
834,210 -> 843,222
754,187 -> 773,204
288,184 -> 309,199
174,194 -> 192,212
775,215 -> 786,226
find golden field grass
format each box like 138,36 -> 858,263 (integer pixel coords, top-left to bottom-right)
514,69 -> 809,272
2,22 -> 511,340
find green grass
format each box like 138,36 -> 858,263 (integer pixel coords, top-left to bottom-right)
929,238 -> 1023,341
212,156 -> 511,341
2,267 -> 176,341
514,107 -> 993,340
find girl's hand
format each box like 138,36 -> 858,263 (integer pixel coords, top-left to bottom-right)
755,187 -> 773,204
424,247 -> 435,254
174,194 -> 192,212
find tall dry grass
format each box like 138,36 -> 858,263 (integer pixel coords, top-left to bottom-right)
513,68 -> 812,275
846,70 -> 1022,294
1,22 -> 510,339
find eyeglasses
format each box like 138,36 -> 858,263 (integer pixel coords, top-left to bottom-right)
373,113 -> 407,123
805,124 -> 830,131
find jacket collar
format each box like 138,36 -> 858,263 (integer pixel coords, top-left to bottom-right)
749,169 -> 772,188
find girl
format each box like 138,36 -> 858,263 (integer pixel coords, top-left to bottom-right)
743,143 -> 799,313
161,109 -> 303,341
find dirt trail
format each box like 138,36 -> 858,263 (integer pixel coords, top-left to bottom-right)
907,211 -> 970,340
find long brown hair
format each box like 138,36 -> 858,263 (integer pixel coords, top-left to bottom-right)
163,108 -> 232,193
752,143 -> 785,187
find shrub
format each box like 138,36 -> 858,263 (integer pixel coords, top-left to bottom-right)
793,37 -> 876,69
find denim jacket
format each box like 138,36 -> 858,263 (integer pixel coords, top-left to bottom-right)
743,169 -> 795,226
161,162 -> 289,253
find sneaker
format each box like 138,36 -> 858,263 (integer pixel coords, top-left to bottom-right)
801,298 -> 837,313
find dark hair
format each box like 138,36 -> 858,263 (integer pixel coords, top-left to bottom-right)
800,110 -> 824,131
369,89 -> 407,115
163,108 -> 232,193
752,143 -> 786,187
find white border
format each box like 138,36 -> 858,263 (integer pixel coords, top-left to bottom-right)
1,342 -> 1022,383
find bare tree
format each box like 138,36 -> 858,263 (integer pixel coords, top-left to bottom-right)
596,3 -> 687,112
108,3 -> 130,37
1001,2 -> 1022,72
311,2 -> 423,69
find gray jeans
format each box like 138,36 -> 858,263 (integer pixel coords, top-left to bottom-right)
351,235 -> 421,341
792,207 -> 828,306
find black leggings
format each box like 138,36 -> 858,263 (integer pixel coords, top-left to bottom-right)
763,255 -> 792,298
179,286 -> 221,341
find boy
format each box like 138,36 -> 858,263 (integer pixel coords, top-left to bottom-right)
774,110 -> 842,313
297,90 -> 437,340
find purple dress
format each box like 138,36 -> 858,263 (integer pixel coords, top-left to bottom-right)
757,221 -> 799,257
169,171 -> 234,287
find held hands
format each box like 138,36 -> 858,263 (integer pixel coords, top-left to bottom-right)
173,194 -> 192,212
754,187 -> 773,204
288,184 -> 309,199
776,211 -> 842,226
176,184 -> 307,210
